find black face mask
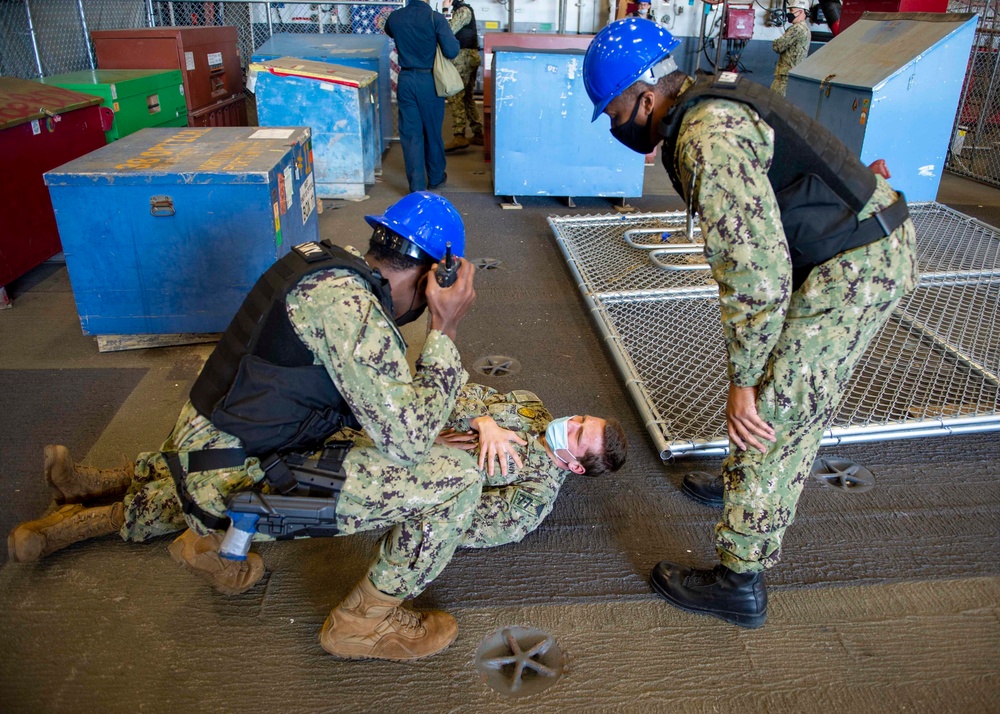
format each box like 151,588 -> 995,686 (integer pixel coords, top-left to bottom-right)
395,304 -> 426,326
394,274 -> 428,327
785,10 -> 797,21
610,94 -> 659,155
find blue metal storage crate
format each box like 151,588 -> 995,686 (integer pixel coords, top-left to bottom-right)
44,126 -> 319,336
492,48 -> 644,199
252,33 -> 391,156
786,12 -> 978,202
253,58 -> 378,199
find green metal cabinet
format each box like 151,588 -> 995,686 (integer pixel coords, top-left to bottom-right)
39,69 -> 187,141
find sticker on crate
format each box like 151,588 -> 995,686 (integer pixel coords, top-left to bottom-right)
301,174 -> 316,224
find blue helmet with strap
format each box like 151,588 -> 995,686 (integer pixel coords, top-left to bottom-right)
365,192 -> 465,262
583,18 -> 680,122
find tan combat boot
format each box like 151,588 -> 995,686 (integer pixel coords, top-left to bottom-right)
320,577 -> 458,661
167,529 -> 264,596
444,134 -> 470,153
45,444 -> 133,504
8,502 -> 125,562
470,132 -> 484,146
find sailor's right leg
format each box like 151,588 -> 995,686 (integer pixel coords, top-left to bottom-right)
321,445 -> 483,661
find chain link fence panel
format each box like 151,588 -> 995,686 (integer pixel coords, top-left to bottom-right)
0,1 -> 400,82
948,0 -> 1000,187
550,204 -> 1000,459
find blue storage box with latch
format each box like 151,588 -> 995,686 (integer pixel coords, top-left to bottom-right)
492,48 -> 644,200
786,12 -> 978,202
252,58 -> 379,199
44,126 -> 319,336
252,33 -> 391,156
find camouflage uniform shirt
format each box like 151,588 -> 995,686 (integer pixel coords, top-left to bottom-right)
286,245 -> 467,466
447,383 -> 569,548
770,22 -> 811,95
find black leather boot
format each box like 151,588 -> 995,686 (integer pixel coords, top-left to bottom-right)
650,561 -> 767,629
680,471 -> 724,507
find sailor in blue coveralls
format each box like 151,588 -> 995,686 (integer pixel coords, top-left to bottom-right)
386,0 -> 459,192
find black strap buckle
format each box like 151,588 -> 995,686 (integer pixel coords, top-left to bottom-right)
874,209 -> 891,237
165,452 -> 231,531
261,453 -> 299,494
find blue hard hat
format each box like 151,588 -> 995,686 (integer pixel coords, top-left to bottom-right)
583,18 -> 680,122
365,192 -> 465,262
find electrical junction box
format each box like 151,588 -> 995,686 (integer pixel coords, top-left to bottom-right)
786,12 -> 978,201
39,69 -> 187,142
0,77 -> 109,290
252,57 -> 379,199
252,33 -> 391,156
44,126 -> 319,336
725,5 -> 756,40
492,48 -> 644,199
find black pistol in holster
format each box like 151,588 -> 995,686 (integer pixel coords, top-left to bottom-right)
218,441 -> 352,560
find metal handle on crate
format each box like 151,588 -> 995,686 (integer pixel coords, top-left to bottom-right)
150,196 -> 175,217
649,244 -> 710,272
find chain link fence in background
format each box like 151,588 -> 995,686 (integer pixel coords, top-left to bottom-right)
947,0 -> 1000,187
0,1 -> 399,88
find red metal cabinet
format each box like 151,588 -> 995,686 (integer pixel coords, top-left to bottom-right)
0,78 -> 110,291
839,0 -> 947,32
91,26 -> 247,127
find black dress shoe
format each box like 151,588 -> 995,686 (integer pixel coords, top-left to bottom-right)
680,471 -> 724,507
650,561 -> 767,629
428,172 -> 448,190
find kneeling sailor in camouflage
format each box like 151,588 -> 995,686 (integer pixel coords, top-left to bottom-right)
583,19 -> 918,628
8,191 -> 479,661
9,379 -> 627,661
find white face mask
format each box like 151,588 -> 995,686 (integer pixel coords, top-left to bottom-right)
545,416 -> 579,466
638,7 -> 649,15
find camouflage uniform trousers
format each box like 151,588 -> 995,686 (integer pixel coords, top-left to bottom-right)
769,75 -> 790,97
447,48 -> 482,137
119,405 -> 484,600
332,429 -> 483,598
120,401 -> 267,542
716,190 -> 918,574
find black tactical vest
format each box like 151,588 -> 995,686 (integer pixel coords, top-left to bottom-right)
659,73 -> 883,286
452,0 -> 479,49
190,240 -> 396,457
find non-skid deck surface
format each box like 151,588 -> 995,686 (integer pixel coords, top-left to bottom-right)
0,142 -> 996,712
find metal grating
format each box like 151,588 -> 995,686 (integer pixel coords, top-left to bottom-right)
549,202 -> 1000,459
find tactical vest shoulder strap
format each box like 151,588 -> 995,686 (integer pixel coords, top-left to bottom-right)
658,73 -> 875,212
190,241 -> 394,418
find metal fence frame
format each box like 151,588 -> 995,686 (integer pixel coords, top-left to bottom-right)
943,1 -> 1000,187
549,203 -> 1000,460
